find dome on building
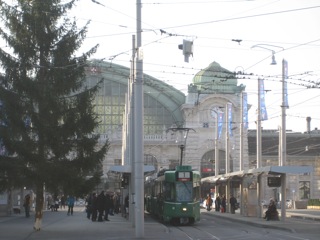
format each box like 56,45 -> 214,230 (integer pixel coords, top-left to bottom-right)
190,61 -> 244,94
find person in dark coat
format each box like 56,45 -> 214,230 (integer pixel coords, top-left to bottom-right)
91,193 -> 98,221
215,195 -> 221,212
104,193 -> 112,221
23,194 -> 31,218
230,195 -> 237,214
264,199 -> 278,221
96,191 -> 106,222
221,195 -> 226,213
85,193 -> 93,219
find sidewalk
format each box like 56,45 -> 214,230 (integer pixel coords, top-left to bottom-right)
202,208 -> 320,233
0,206 -> 176,240
0,206 -> 319,239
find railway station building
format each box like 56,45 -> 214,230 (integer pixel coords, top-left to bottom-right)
1,60 -> 319,216
85,59 -> 319,208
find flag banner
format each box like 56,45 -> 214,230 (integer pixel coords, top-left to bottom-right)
243,92 -> 249,129
218,112 -> 224,139
283,59 -> 289,108
227,103 -> 233,136
259,79 -> 268,121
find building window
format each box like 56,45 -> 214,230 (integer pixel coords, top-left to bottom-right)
299,181 -> 310,199
114,159 -> 121,165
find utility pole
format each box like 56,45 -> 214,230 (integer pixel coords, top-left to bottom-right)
280,59 -> 288,221
257,79 -> 262,218
134,0 -> 144,237
240,92 -> 246,215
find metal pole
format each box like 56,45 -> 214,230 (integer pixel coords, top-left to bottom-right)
280,59 -> 288,221
180,145 -> 184,166
257,79 -> 262,218
225,103 -> 230,174
135,0 -> 144,237
240,92 -> 244,171
281,59 -> 287,167
240,92 -> 244,215
214,112 -> 219,177
257,79 -> 262,169
129,35 -> 136,225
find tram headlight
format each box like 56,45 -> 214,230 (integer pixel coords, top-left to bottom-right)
182,207 -> 187,211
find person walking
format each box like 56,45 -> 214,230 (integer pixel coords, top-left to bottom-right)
221,195 -> 226,213
96,191 -> 106,222
23,194 -> 31,218
85,193 -> 93,219
113,193 -> 120,214
230,195 -> 237,214
206,194 -> 213,211
91,193 -> 98,221
60,195 -> 66,209
215,195 -> 221,212
104,193 -> 112,221
124,194 -> 129,219
67,195 -> 75,216
109,193 -> 115,216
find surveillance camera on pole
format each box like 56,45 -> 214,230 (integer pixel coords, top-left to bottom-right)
178,39 -> 193,63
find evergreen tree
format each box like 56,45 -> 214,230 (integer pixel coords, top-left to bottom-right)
0,0 -> 108,230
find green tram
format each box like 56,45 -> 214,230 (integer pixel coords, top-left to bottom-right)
145,165 -> 201,225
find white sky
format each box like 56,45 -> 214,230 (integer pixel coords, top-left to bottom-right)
3,0 -> 320,133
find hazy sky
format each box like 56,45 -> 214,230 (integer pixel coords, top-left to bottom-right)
2,0 -> 320,132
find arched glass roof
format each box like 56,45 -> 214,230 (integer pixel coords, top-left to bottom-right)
85,60 -> 185,135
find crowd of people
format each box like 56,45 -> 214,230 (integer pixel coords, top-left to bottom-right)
204,194 -> 238,214
85,191 -> 121,222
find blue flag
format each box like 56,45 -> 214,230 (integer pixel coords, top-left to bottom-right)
259,79 -> 268,121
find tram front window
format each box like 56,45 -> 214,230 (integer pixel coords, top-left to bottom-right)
176,182 -> 192,202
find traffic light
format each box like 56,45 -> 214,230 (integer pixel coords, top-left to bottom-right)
178,39 -> 193,63
121,174 -> 129,188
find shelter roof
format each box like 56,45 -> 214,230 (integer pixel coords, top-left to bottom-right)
201,165 -> 313,183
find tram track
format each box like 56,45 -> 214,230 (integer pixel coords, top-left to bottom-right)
167,224 -> 221,240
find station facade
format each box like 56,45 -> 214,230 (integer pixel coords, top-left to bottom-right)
86,60 -> 319,203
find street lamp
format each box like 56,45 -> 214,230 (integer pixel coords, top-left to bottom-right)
251,44 -> 284,65
166,127 -> 195,166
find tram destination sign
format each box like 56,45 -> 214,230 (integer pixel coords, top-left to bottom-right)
177,171 -> 192,182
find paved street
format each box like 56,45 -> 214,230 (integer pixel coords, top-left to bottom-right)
0,206 -> 319,239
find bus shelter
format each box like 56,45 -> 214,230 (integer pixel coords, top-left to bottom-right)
201,165 -> 313,221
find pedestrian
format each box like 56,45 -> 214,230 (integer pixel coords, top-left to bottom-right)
109,193 -> 115,216
48,195 -> 55,211
206,194 -> 213,211
91,193 -> 98,221
23,194 -> 31,218
66,195 -> 75,216
85,193 -> 93,219
264,199 -> 278,221
96,191 -> 106,222
230,195 -> 237,214
124,194 -> 129,219
221,195 -> 226,213
215,195 -> 221,212
104,193 -> 112,221
60,195 -> 66,209
114,193 -> 120,214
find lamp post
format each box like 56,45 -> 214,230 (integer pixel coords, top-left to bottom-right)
166,127 -> 195,166
251,44 -> 284,65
